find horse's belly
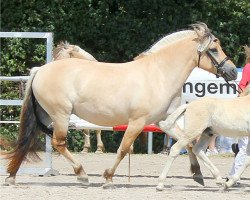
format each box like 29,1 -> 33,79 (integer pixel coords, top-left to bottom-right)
73,103 -> 129,126
212,122 -> 250,137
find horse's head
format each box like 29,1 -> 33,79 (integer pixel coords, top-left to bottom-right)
193,23 -> 237,81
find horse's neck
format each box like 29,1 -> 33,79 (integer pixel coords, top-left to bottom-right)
152,39 -> 197,94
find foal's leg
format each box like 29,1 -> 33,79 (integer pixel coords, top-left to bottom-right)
224,136 -> 250,189
192,130 -> 223,185
95,130 -> 104,153
156,137 -> 191,191
161,123 -> 204,185
52,120 -> 89,185
103,118 -> 145,188
186,145 -> 204,186
82,129 -> 90,153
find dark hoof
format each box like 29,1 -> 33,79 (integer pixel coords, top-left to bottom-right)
193,174 -> 205,186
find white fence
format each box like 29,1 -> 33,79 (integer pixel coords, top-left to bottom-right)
0,32 -> 58,176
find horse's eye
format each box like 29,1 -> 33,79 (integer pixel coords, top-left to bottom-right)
210,48 -> 218,53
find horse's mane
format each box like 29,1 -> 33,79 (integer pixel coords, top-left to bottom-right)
140,22 -> 213,56
53,41 -> 70,60
53,41 -> 97,61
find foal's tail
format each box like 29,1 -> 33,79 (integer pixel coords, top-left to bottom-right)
5,68 -> 52,175
159,104 -> 188,132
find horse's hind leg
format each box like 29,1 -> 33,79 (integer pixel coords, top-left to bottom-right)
225,136 -> 250,189
103,118 -> 145,189
192,129 -> 223,185
95,130 -> 104,153
186,145 -> 204,186
52,120 -> 89,185
82,129 -> 90,153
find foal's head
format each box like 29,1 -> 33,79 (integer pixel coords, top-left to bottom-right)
192,23 -> 237,81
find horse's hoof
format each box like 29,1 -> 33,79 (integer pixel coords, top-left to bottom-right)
77,175 -> 89,186
156,183 -> 164,191
215,177 -> 224,186
223,179 -> 233,189
81,148 -> 89,154
102,182 -> 115,189
4,176 -> 15,185
95,149 -> 103,154
193,174 -> 205,186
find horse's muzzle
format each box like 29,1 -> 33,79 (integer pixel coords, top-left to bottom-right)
220,65 -> 238,81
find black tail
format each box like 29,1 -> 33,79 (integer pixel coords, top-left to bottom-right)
6,68 -> 53,175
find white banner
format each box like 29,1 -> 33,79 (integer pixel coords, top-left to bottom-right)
182,68 -> 242,103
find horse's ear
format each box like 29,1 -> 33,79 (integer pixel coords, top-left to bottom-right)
58,41 -> 64,46
191,22 -> 210,42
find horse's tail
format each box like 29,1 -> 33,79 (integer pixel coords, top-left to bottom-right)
6,67 -> 53,175
159,104 -> 188,132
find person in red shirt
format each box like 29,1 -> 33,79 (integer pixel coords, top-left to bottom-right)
228,45 -> 250,185
239,62 -> 250,90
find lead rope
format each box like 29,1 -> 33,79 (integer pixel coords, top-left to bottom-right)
128,151 -> 131,182
224,79 -> 243,95
197,51 -> 202,68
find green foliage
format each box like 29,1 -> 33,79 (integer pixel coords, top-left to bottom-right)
1,0 -> 249,152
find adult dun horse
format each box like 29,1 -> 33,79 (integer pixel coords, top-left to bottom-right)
53,42 -> 148,154
53,42 -> 104,153
5,23 -> 237,188
158,84 -> 250,190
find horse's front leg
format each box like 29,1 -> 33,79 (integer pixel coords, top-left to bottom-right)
224,137 -> 250,189
102,118 -> 145,189
95,130 -> 104,153
82,129 -> 90,153
156,137 -> 190,191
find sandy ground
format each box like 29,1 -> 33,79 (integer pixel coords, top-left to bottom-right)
0,153 -> 249,200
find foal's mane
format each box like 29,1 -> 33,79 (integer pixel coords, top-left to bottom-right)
141,22 -> 214,55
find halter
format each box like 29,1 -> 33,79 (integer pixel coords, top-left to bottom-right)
197,36 -> 229,77
197,37 -> 241,94
206,51 -> 229,76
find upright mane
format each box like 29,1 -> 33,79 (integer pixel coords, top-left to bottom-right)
53,41 -> 71,60
53,41 -> 97,61
138,22 -> 214,57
